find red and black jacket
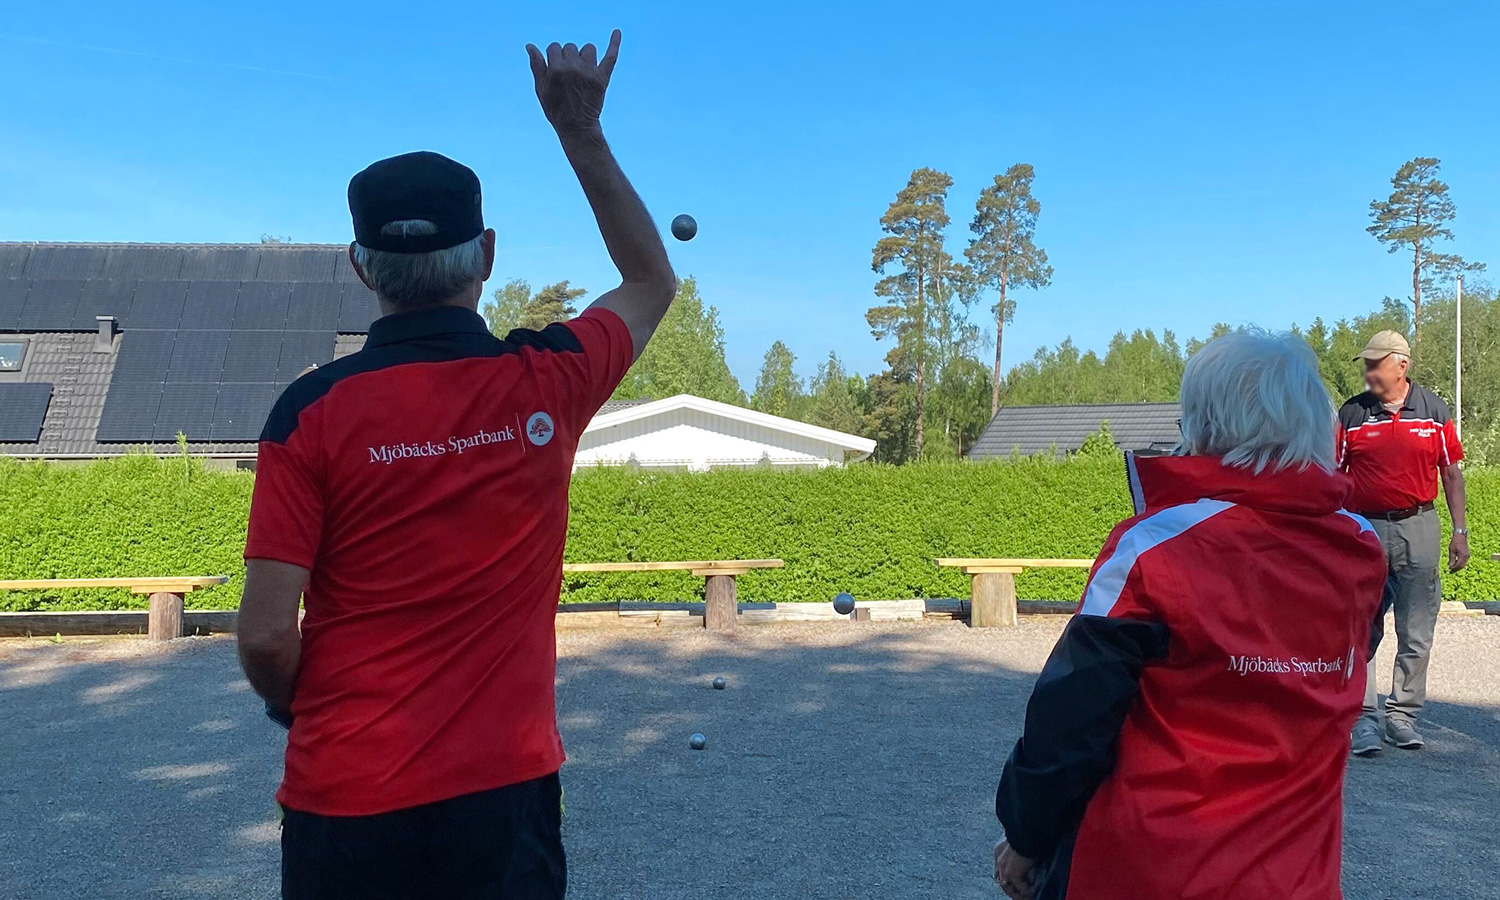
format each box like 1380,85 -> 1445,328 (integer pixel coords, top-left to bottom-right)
996,453 -> 1386,900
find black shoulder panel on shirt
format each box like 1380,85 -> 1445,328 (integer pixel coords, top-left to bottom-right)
503,322 -> 585,354
1407,382 -> 1450,422
259,332 -> 517,445
1339,392 -> 1379,428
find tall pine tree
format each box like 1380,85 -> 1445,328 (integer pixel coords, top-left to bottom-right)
966,163 -> 1052,414
1368,157 -> 1483,355
868,168 -> 955,459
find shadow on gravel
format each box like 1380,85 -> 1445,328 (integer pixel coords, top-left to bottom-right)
1,626 -> 1497,900
0,640 -> 284,900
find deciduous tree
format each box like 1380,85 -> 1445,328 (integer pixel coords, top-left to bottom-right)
751,340 -> 804,419
613,277 -> 746,405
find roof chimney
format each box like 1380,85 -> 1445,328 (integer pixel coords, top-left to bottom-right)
95,315 -> 117,352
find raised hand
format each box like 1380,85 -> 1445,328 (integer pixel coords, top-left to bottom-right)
525,29 -> 621,136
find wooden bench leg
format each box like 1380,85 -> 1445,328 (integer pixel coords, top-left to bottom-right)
970,572 -> 1017,628
148,591 -> 185,641
704,574 -> 738,632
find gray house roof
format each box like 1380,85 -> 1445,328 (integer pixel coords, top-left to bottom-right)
967,402 -> 1181,459
0,243 -> 379,457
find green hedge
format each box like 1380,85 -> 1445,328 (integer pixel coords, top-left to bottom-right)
2,453 -> 1496,611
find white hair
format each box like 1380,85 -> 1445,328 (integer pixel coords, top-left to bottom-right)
351,220 -> 486,310
1178,329 -> 1335,473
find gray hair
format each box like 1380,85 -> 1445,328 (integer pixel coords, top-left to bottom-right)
351,220 -> 486,310
1178,329 -> 1335,473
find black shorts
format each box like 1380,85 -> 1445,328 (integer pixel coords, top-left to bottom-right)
281,772 -> 566,900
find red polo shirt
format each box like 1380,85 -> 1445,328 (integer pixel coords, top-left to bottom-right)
1335,381 -> 1461,514
244,305 -> 633,816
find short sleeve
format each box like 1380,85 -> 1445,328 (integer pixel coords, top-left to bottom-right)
245,434 -> 324,569
513,308 -> 634,434
1441,418 -> 1464,465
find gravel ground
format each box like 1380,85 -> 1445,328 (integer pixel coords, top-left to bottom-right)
1,616 -> 1497,899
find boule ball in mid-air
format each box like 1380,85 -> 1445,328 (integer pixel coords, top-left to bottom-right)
832,592 -> 856,616
712,676 -> 727,690
670,213 -> 697,241
690,732 -> 707,750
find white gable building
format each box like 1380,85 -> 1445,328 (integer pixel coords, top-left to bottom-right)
577,394 -> 876,472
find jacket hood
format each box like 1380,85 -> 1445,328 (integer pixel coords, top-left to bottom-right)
1125,452 -> 1354,517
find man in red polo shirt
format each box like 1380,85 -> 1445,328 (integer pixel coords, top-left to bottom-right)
1336,330 -> 1469,758
236,32 -> 676,899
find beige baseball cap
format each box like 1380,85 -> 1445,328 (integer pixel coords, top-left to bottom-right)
1354,330 -> 1411,361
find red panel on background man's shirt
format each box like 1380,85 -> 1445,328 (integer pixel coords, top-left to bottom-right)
245,307 -> 632,816
1335,382 -> 1462,513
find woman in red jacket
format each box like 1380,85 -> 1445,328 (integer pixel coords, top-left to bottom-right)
993,330 -> 1387,900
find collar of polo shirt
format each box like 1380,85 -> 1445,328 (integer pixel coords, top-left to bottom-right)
366,305 -> 491,348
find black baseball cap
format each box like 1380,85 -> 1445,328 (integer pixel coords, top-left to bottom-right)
348,151 -> 484,253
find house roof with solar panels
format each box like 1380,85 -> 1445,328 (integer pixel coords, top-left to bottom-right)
0,243 -> 380,458
966,401 -> 1182,459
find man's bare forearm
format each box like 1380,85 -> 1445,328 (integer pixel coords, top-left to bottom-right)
1442,465 -> 1467,529
556,126 -> 674,290
239,638 -> 300,711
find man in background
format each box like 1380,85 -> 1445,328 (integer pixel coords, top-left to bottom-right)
1337,330 -> 1469,757
237,31 -> 676,899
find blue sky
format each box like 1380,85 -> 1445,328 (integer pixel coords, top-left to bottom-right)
3,1 -> 1497,387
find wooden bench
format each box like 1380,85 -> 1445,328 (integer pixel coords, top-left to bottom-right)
933,559 -> 1093,627
562,560 -> 784,631
0,577 -> 229,641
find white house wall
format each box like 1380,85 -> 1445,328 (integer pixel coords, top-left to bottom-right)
575,406 -> 843,471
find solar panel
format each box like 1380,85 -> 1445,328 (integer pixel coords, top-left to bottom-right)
233,281 -> 293,329
210,383 -> 277,441
102,247 -> 186,280
180,282 -> 239,329
178,247 -> 259,281
278,331 -> 335,380
338,283 -> 380,332
333,252 -> 365,283
221,330 -> 283,382
153,383 -> 219,441
73,280 -> 137,329
21,246 -> 106,280
286,282 -> 343,330
125,281 -> 189,329
256,249 -> 337,282
111,330 -> 178,383
0,383 -> 52,441
0,245 -> 30,279
0,279 -> 28,331
165,330 -> 231,383
19,280 -> 85,331
96,383 -> 163,442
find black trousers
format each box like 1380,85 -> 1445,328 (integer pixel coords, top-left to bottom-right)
281,773 -> 566,900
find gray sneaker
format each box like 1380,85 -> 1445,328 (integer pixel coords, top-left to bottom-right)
1351,719 -> 1383,757
1386,719 -> 1425,750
